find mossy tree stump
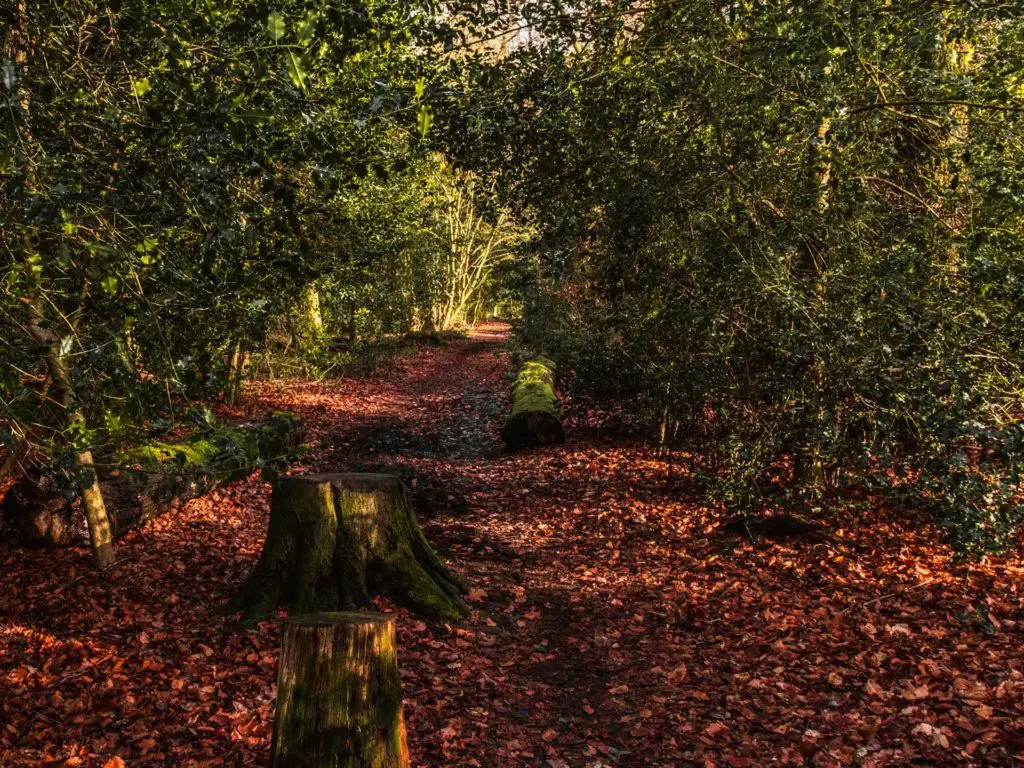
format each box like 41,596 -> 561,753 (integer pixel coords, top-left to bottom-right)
501,356 -> 564,450
232,473 -> 467,623
271,613 -> 409,768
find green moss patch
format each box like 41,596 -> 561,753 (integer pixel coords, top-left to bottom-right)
510,358 -> 559,418
502,357 -> 565,449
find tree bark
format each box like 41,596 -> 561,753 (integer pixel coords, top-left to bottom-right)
19,296 -> 116,568
501,357 -> 564,450
226,338 -> 249,405
78,449 -> 116,568
271,612 -> 410,768
305,282 -> 324,332
231,474 -> 467,623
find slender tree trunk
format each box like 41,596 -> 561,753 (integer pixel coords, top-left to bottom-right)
226,337 -> 248,405
77,450 -> 116,567
21,295 -> 115,568
936,15 -> 975,275
7,4 -> 115,569
304,282 -> 324,332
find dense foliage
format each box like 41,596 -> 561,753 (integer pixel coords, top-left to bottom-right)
456,1 -> 1024,553
1,2 -> 520,488
4,0 -> 1024,557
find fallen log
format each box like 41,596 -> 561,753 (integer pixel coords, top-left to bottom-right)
230,473 -> 467,623
1,412 -> 303,547
501,356 -> 564,450
271,613 -> 410,768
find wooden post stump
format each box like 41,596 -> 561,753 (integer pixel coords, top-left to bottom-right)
230,473 -> 467,623
271,613 -> 410,768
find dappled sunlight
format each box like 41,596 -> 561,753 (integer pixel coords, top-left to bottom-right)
7,1 -> 1023,765
3,330 -> 1023,765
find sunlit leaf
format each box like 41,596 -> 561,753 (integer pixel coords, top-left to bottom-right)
286,52 -> 307,92
267,12 -> 286,42
296,11 -> 317,45
417,104 -> 434,138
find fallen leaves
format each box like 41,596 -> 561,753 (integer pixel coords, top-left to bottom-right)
666,662 -> 688,684
913,722 -> 951,749
704,722 -> 730,738
2,324 -> 1023,767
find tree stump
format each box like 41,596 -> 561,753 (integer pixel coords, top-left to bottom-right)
231,473 -> 467,623
501,356 -> 564,450
271,612 -> 410,768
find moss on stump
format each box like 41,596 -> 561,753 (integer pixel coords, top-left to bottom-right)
231,473 -> 467,623
271,612 -> 410,768
501,356 -> 564,450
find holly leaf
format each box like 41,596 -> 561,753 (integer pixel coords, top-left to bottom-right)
296,11 -> 317,45
267,12 -> 287,42
417,104 -> 434,138
286,52 -> 307,92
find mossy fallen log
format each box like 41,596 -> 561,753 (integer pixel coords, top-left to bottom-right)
501,356 -> 564,450
230,473 -> 468,623
1,412 -> 303,547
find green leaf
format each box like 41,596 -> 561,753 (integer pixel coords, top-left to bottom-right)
101,275 -> 119,295
417,104 -> 434,138
131,77 -> 152,97
296,11 -> 317,45
267,12 -> 287,42
25,253 -> 42,277
286,52 -> 307,92
415,77 -> 427,100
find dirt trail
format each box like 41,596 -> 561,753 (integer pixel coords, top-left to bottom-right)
2,323 -> 1022,767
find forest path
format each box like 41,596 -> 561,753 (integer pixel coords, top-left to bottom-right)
2,324 -> 1022,767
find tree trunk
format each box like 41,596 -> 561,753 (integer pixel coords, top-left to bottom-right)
20,295 -> 117,568
271,613 -> 410,768
348,302 -> 358,344
226,338 -> 249,405
501,357 -> 564,450
9,5 -> 116,567
305,282 -> 324,332
78,448 -> 116,568
231,474 -> 468,623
